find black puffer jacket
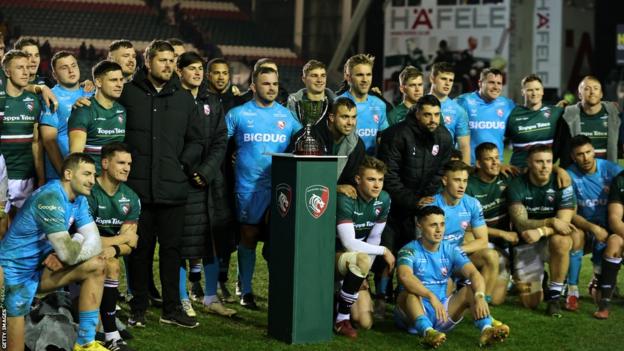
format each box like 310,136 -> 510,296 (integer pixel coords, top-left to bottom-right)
120,68 -> 203,205
180,89 -> 233,259
377,116 -> 453,219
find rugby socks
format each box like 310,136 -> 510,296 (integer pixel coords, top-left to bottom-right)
546,281 -> 565,301
189,263 -> 202,283
474,315 -> 493,331
598,256 -> 622,308
100,279 -> 119,340
238,245 -> 256,295
336,271 -> 364,322
567,250 -> 583,295
414,315 -> 434,336
203,260 -> 220,305
76,310 -> 99,346
179,265 -> 189,301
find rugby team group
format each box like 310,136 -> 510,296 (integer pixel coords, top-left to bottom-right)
0,35 -> 622,350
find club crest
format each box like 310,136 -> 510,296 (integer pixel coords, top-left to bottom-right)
497,109 -> 504,117
305,185 -> 329,219
204,104 -> 211,116
276,183 -> 292,218
26,101 -> 34,111
277,120 -> 285,130
373,114 -> 379,123
432,144 -> 439,156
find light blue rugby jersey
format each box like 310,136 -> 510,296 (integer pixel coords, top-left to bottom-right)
226,100 -> 302,193
429,192 -> 486,247
440,97 -> 469,143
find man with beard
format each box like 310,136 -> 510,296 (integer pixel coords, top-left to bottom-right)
206,58 -> 239,114
554,76 -> 622,167
339,54 -> 388,155
376,94 -> 452,308
226,66 -> 301,309
40,51 -> 93,181
456,68 -> 515,164
108,40 -> 137,83
120,40 -> 203,328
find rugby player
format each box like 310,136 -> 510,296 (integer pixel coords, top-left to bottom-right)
0,153 -> 106,351
394,206 -> 509,348
506,74 -> 563,169
466,143 -> 517,305
87,142 -> 140,351
107,40 -> 137,82
13,38 -> 52,87
566,135 -> 621,311
226,66 -> 301,308
554,76 -> 621,167
599,168 -> 624,318
339,54 -> 388,155
167,38 -> 186,61
334,156 -> 395,338
429,161 -> 500,303
456,68 -> 515,164
507,145 -> 577,316
287,59 -> 336,125
0,50 -> 44,215
387,66 -> 423,126
69,60 -> 126,173
40,51 -> 93,181
428,62 -> 470,165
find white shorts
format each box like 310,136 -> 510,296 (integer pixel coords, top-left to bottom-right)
0,154 -> 8,203
512,239 -> 550,283
5,177 -> 35,211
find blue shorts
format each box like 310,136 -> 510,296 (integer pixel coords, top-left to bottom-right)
2,268 -> 42,317
394,295 -> 462,334
235,190 -> 271,225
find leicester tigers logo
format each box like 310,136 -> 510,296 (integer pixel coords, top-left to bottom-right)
275,183 -> 292,218
305,185 -> 329,219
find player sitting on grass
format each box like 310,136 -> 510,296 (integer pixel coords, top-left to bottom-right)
394,205 -> 509,348
334,156 -> 395,338
507,145 -> 577,316
0,153 -> 107,351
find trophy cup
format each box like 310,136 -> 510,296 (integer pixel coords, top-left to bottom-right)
293,99 -> 325,155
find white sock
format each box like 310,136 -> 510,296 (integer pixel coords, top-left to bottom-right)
203,295 -> 217,305
105,331 -> 121,342
335,313 -> 350,323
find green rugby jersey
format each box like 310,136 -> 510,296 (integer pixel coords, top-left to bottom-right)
87,180 -> 141,237
506,105 -> 562,168
466,173 -> 511,248
579,106 -> 608,159
0,91 -> 41,179
507,173 -> 576,224
336,190 -> 390,252
68,97 -> 126,171
387,102 -> 409,126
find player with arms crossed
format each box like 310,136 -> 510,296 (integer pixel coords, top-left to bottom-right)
507,145 -> 577,316
394,206 -> 509,348
0,153 -> 107,351
87,142 -> 140,351
334,156 -> 395,338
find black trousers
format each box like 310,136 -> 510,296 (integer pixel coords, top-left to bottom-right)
129,203 -> 185,315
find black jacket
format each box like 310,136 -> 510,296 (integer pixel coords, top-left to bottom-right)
181,89 -> 233,259
288,118 -> 365,185
120,68 -> 203,205
377,117 -> 453,218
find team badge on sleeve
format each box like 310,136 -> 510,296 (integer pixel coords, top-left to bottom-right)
276,183 -> 292,218
305,185 -> 329,219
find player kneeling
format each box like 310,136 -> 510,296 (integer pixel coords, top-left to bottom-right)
0,154 -> 107,351
394,206 -> 509,348
334,157 -> 395,338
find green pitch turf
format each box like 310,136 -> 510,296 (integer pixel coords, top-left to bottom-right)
120,248 -> 624,351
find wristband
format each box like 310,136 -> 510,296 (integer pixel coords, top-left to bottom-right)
113,245 -> 121,258
475,291 -> 485,299
537,227 -> 545,238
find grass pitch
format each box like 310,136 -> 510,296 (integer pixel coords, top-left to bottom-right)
121,249 -> 624,351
